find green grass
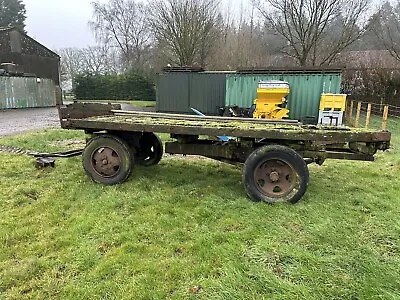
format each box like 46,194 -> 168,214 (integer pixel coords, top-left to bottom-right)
73,99 -> 156,108
0,122 -> 399,299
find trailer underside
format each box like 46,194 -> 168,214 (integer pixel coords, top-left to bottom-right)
57,102 -> 391,203
59,103 -> 390,164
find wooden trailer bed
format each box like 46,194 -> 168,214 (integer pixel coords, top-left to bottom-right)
58,102 -> 391,203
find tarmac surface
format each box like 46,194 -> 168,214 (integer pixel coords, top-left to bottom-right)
0,103 -> 155,136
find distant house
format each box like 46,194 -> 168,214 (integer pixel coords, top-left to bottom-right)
0,27 -> 60,85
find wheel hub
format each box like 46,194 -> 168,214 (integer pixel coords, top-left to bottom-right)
269,171 -> 280,182
254,159 -> 297,198
91,147 -> 121,177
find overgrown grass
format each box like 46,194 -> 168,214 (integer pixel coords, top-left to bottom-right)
0,122 -> 399,299
73,99 -> 156,108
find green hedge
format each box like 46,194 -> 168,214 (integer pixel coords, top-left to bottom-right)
73,70 -> 156,100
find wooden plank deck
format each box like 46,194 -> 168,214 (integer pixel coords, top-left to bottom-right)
61,113 -> 391,143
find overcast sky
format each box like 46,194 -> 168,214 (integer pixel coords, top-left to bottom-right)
24,0 -> 99,49
24,0 -> 385,51
24,0 -> 250,51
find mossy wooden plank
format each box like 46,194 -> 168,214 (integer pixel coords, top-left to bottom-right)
62,115 -> 391,143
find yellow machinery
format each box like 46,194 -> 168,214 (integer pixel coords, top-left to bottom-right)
319,94 -> 347,112
253,81 -> 290,119
318,94 -> 347,126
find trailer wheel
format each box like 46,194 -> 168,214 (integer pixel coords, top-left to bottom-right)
136,133 -> 163,166
83,135 -> 133,185
243,145 -> 309,204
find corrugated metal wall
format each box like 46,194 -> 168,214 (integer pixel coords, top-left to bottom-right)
189,73 -> 226,114
225,73 -> 341,122
0,77 -> 56,109
156,72 -> 226,115
156,73 -> 189,113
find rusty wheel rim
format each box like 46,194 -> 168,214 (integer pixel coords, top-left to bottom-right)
140,144 -> 156,162
91,147 -> 121,178
138,134 -> 161,164
253,158 -> 297,199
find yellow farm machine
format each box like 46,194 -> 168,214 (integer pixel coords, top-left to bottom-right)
252,80 -> 290,119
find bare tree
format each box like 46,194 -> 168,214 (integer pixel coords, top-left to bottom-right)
59,48 -> 85,89
80,45 -> 120,74
373,2 -> 400,62
59,46 -> 120,90
89,0 -> 152,69
206,5 -> 289,70
257,0 -> 372,66
149,0 -> 222,67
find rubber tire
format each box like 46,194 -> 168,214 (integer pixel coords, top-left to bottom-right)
136,133 -> 163,166
82,134 -> 134,185
242,145 -> 309,204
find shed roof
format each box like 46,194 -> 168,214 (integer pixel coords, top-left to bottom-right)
0,26 -> 60,58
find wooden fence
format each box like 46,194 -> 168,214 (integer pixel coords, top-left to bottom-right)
346,100 -> 395,130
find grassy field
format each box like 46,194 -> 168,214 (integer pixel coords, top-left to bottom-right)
0,120 -> 399,299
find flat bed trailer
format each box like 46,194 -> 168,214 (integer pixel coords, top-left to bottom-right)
59,102 -> 391,204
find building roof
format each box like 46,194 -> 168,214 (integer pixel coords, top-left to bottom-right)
0,26 -> 60,58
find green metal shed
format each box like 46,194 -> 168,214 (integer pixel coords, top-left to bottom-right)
226,70 -> 342,122
156,71 -> 227,115
0,76 -> 56,109
156,69 -> 342,122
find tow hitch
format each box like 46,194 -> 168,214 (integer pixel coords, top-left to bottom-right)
0,145 -> 83,168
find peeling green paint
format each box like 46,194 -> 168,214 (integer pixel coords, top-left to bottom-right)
0,77 -> 56,109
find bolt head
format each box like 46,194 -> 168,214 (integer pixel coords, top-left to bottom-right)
269,171 -> 280,182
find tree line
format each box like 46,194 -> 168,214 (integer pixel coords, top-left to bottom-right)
2,0 -> 400,104
3,0 -> 394,69
0,0 -> 26,31
57,0 -> 400,86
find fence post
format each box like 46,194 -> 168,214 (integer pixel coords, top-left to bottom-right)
348,100 -> 354,124
382,105 -> 389,130
365,103 -> 372,129
354,101 -> 362,128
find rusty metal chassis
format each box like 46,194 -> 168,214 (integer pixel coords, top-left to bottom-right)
163,136 -> 378,165
79,130 -> 380,165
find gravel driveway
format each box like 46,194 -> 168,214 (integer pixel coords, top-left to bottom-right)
0,103 -> 155,136
0,107 -> 60,136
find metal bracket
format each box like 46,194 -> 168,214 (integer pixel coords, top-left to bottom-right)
36,157 -> 55,168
